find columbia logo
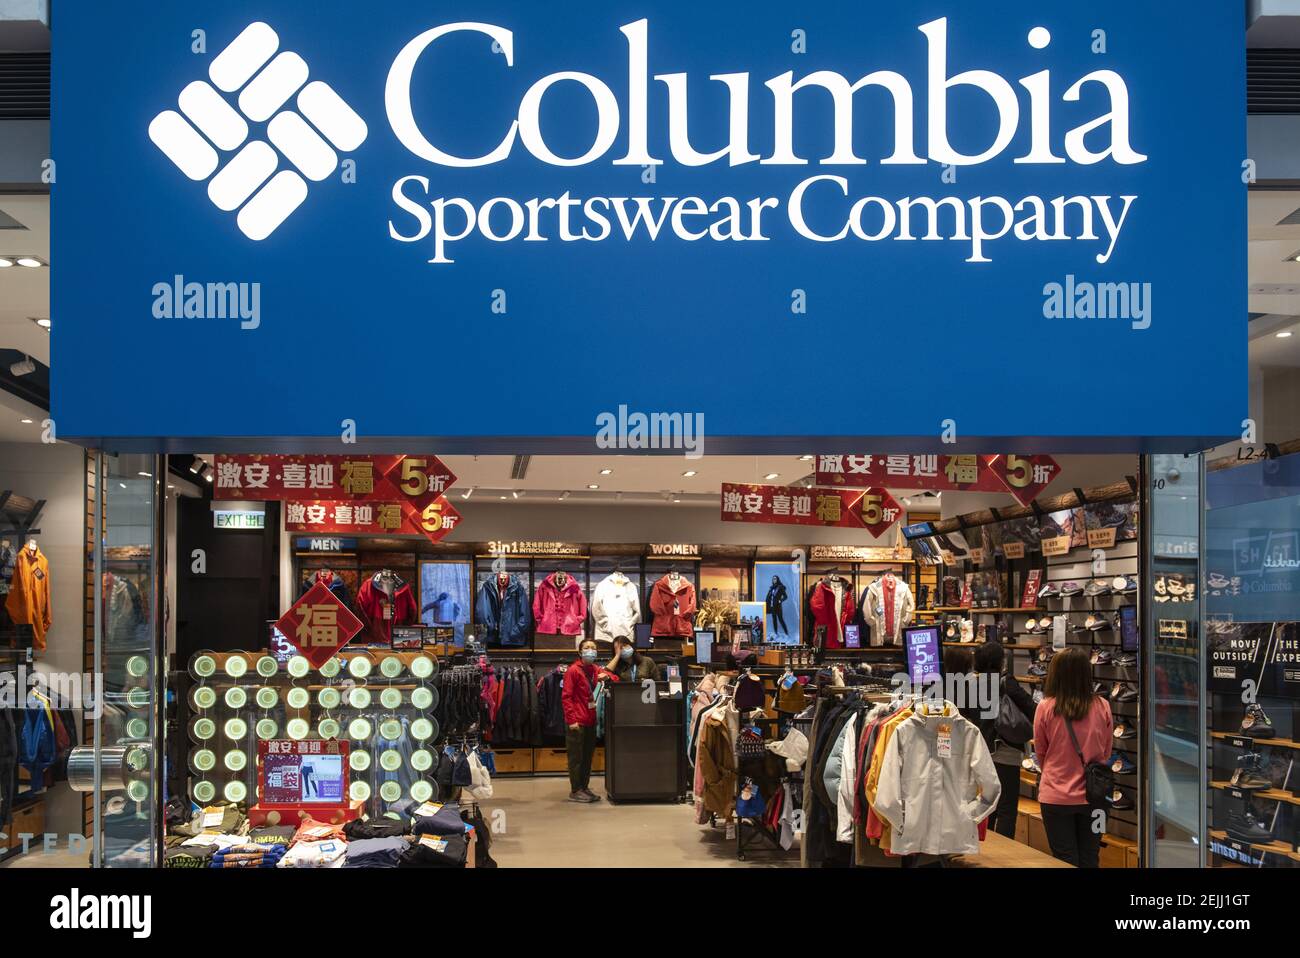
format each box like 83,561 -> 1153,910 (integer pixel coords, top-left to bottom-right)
149,21 -> 367,240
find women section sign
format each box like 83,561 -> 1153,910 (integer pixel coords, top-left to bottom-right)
52,1 -> 1245,448
721,483 -> 901,538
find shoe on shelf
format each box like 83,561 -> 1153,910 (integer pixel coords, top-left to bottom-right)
1038,583 -> 1061,600
1106,788 -> 1134,811
1091,648 -> 1112,665
1113,723 -> 1137,740
1229,753 -> 1273,790
1028,662 -> 1048,677
1121,576 -> 1139,594
1240,703 -> 1276,738
1022,753 -> 1041,774
1110,751 -> 1136,774
1093,681 -> 1107,695
1225,808 -> 1275,845
1084,579 -> 1112,598
1113,652 -> 1138,668
1059,581 -> 1084,597
1087,614 -> 1113,632
1114,683 -> 1138,703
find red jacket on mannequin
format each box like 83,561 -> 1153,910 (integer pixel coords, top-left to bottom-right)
533,572 -> 588,635
809,578 -> 855,648
649,574 -> 696,637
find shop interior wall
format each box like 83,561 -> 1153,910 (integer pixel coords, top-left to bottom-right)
0,440 -> 84,839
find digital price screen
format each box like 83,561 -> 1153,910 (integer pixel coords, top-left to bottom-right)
259,740 -> 349,805
904,626 -> 942,687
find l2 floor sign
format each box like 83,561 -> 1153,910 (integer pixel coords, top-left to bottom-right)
53,1 -> 1245,445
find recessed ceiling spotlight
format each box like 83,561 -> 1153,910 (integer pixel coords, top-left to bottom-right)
512,490 -> 523,499
764,473 -> 779,480
16,257 -> 43,268
587,483 -> 600,490
0,258 -> 13,268
31,317 -> 50,330
599,468 -> 612,475
19,418 -> 33,424
682,470 -> 697,477
673,498 -> 682,503
1278,330 -> 1294,339
798,455 -> 814,461
138,472 -> 152,478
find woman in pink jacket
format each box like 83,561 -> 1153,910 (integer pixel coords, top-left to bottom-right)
1032,647 -> 1113,867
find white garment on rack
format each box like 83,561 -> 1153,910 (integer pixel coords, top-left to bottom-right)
836,713 -> 860,843
590,572 -> 642,643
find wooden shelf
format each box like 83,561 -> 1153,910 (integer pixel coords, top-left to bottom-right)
1211,731 -> 1300,751
941,641 -> 1042,651
1210,781 -> 1300,806
930,607 -> 1045,614
1014,674 -> 1044,685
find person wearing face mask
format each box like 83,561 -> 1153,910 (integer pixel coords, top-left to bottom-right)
609,635 -> 659,683
563,638 -> 619,803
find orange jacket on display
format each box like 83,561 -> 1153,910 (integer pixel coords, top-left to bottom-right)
6,544 -> 52,651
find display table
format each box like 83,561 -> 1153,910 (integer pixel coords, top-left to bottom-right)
604,680 -> 684,803
950,832 -> 1072,868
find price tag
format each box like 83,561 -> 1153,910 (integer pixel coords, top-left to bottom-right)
1087,528 -> 1118,549
419,835 -> 449,852
969,548 -> 985,564
936,722 -> 952,759
201,807 -> 225,828
1052,615 -> 1067,651
1041,535 -> 1071,557
1002,541 -> 1026,560
383,602 -> 393,620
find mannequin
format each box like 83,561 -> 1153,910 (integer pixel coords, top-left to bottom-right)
477,572 -> 531,647
533,570 -> 587,640
356,569 -> 416,644
649,568 -> 696,637
591,565 -> 641,644
5,535 -> 51,651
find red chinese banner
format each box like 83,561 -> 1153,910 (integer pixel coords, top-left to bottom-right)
275,581 -> 365,667
283,497 -> 462,545
813,453 -> 1058,506
720,483 -> 902,537
213,455 -> 457,510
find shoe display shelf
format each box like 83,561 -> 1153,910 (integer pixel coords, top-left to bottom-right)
1209,700 -> 1299,867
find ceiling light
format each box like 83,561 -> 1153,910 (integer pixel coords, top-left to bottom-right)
167,485 -> 175,490
462,487 -> 474,500
511,490 -> 522,499
188,459 -> 202,474
682,470 -> 697,478
9,356 -> 35,377
499,495 -> 507,500
0,258 -> 13,268
673,497 -> 682,503
1278,330 -> 1294,339
138,472 -> 152,478
599,468 -> 612,475
587,484 -> 600,490
31,317 -> 50,330
799,455 -> 813,461
118,482 -> 126,489
559,491 -> 571,500
764,473 -> 779,480
16,257 -> 43,268
19,418 -> 33,424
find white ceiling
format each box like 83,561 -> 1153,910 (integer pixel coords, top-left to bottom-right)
1249,191 -> 1300,367
0,194 -> 50,364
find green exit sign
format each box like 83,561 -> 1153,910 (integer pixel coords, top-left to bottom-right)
213,510 -> 265,530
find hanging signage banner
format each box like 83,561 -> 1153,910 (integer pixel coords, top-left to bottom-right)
274,581 -> 365,667
283,497 -> 462,544
214,454 -> 456,506
720,483 -> 901,536
814,454 -> 1059,506
51,2 -> 1245,448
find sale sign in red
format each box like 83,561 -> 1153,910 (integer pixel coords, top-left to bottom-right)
720,483 -> 902,537
213,455 -> 457,507
283,497 -> 463,545
813,453 -> 1059,506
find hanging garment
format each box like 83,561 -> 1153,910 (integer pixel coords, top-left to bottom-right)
533,573 -> 587,636
698,711 -> 737,817
0,543 -> 15,595
0,701 -> 18,828
300,569 -> 350,606
356,573 -> 417,644
733,673 -> 766,710
590,572 -> 642,643
537,668 -> 568,738
475,575 -> 531,647
809,578 -> 854,649
864,576 -> 915,646
649,575 -> 696,637
873,704 -> 1001,856
6,544 -> 52,651
19,692 -> 56,792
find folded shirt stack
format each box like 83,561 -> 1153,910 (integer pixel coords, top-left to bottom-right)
411,801 -> 463,836
278,839 -> 348,869
343,836 -> 411,868
247,825 -> 296,847
210,842 -> 289,868
292,818 -> 347,844
399,832 -> 468,868
343,816 -> 409,840
164,844 -> 219,868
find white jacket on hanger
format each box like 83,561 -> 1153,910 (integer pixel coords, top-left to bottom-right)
590,572 -> 642,643
865,576 -> 915,646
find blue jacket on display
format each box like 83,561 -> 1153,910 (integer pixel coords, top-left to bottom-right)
475,576 -> 531,647
20,693 -> 56,792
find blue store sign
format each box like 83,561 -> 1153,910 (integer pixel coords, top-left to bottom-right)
52,1 -> 1245,448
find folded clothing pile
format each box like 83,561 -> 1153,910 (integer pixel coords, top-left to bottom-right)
211,842 -> 288,868
164,844 -> 219,868
343,836 -> 411,868
411,800 -> 463,836
278,839 -> 347,869
247,825 -> 296,848
292,817 -> 347,844
343,816 -> 408,840
399,832 -> 468,868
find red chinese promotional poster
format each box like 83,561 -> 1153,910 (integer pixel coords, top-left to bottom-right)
720,483 -> 901,536
212,454 -> 457,509
274,581 -> 365,667
813,453 -> 1059,505
282,497 -> 462,544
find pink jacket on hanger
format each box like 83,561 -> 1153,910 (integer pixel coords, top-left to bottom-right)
533,572 -> 588,635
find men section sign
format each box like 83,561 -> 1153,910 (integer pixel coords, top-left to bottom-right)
53,2 -> 1245,445
283,498 -> 462,543
815,454 -> 1059,506
214,455 -> 456,505
721,483 -> 901,538
275,581 -> 365,667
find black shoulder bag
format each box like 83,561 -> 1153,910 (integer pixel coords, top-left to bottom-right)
1065,714 -> 1113,805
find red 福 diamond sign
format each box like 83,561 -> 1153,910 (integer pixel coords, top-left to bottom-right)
274,582 -> 364,667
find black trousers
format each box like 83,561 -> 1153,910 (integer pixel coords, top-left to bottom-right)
1040,801 -> 1102,867
771,606 -> 788,636
566,724 -> 596,791
989,761 -> 1021,838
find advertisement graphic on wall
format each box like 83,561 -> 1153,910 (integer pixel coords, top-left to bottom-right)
52,1 -> 1244,446
754,560 -> 801,645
